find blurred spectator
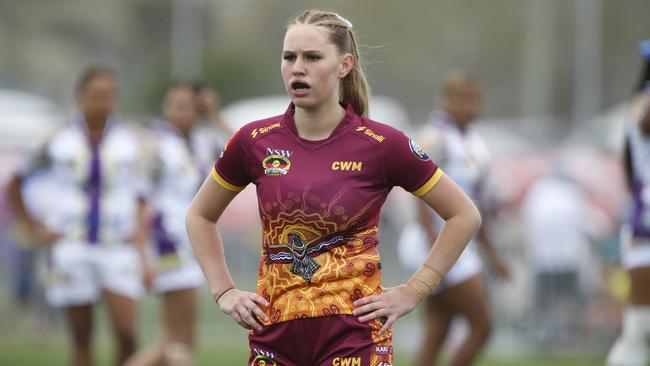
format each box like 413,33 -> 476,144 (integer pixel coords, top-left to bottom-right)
399,71 -> 510,366
195,84 -> 232,159
520,161 -> 601,346
607,39 -> 650,366
6,65 -> 149,366
125,82 -> 212,366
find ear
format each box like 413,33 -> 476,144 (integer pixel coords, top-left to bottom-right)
338,53 -> 355,79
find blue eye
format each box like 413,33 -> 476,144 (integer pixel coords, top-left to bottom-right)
306,55 -> 321,61
283,54 -> 296,61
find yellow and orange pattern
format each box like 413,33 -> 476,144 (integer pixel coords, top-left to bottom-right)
257,187 -> 386,326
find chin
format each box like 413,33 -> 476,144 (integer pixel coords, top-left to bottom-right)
291,98 -> 317,110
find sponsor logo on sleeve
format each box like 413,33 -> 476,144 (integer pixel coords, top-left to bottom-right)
251,122 -> 281,138
409,139 -> 430,161
356,126 -> 385,142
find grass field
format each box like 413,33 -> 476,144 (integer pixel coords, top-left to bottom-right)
0,297 -> 607,366
0,255 -> 609,365
0,343 -> 605,365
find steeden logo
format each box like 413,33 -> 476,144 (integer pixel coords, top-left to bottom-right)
251,122 -> 281,138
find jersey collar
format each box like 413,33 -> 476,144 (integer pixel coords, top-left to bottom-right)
282,102 -> 362,149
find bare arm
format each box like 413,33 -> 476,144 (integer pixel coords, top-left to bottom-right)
417,173 -> 482,276
353,173 -> 481,333
131,199 -> 154,287
416,199 -> 438,247
477,215 -> 510,280
185,177 -> 269,330
6,175 -> 60,244
7,175 -> 31,224
640,103 -> 650,135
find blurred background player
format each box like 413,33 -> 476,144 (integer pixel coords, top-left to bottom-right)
125,82 -> 214,366
196,85 -> 229,133
606,39 -> 650,366
5,65 -> 149,366
399,71 -> 510,366
520,160 -> 602,346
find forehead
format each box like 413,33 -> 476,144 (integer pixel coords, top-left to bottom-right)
167,87 -> 194,100
82,75 -> 115,92
447,82 -> 480,97
283,24 -> 333,52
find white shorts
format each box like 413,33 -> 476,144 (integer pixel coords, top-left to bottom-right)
621,225 -> 650,270
436,245 -> 483,290
397,222 -> 482,291
46,240 -> 143,307
153,261 -> 204,294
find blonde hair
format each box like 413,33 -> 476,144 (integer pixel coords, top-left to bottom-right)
288,10 -> 370,117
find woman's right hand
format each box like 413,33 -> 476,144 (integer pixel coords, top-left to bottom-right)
216,288 -> 270,332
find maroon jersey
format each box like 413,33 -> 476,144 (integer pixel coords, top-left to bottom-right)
213,103 -> 440,326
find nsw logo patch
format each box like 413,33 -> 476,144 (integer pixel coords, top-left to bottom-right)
263,155 -> 291,176
409,139 -> 429,161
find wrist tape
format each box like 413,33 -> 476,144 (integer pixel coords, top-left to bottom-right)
406,266 -> 442,301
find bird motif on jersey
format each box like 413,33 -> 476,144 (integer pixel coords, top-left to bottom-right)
265,229 -> 353,283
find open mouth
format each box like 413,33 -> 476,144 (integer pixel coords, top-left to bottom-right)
291,81 -> 310,91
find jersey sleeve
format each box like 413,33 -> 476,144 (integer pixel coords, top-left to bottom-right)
384,131 -> 442,197
417,127 -> 447,165
137,134 -> 159,200
212,129 -> 251,192
15,142 -> 52,180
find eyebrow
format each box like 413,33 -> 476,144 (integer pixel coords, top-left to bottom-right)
282,49 -> 322,54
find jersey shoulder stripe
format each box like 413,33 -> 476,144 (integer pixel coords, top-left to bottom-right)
411,168 -> 443,197
211,167 -> 246,192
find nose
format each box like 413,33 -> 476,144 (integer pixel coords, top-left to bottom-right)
292,57 -> 306,76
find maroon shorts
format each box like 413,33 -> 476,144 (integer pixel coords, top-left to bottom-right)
248,315 -> 393,366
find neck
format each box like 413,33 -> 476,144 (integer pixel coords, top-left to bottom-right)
169,121 -> 192,139
294,101 -> 346,141
85,116 -> 108,143
446,113 -> 469,133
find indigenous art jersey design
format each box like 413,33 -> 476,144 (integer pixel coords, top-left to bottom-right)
626,95 -> 650,239
17,118 -> 146,245
145,121 -> 216,270
213,103 -> 440,324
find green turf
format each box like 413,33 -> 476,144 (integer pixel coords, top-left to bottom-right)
0,343 -> 604,366
0,271 -> 609,366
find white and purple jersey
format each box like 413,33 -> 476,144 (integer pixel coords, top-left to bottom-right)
144,121 -> 216,270
626,96 -> 650,240
17,118 -> 146,245
408,111 -> 489,285
417,111 -> 490,208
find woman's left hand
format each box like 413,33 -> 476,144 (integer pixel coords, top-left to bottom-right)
352,284 -> 419,335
